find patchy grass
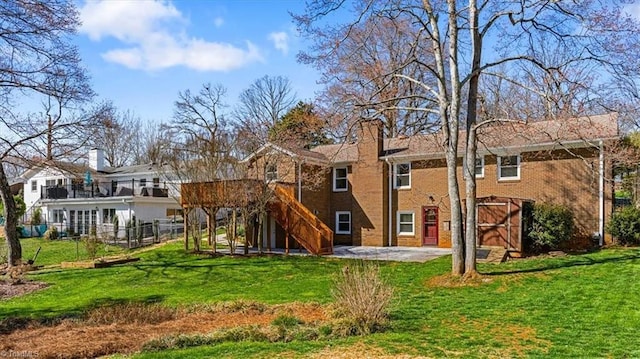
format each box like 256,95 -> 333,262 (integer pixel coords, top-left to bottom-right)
2,242 -> 640,358
18,237 -> 127,267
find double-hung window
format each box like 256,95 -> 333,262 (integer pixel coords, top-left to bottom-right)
475,156 -> 485,178
333,167 -> 348,192
265,164 -> 278,182
498,155 -> 520,180
397,211 -> 415,236
394,163 -> 411,189
31,180 -> 37,192
335,211 -> 351,235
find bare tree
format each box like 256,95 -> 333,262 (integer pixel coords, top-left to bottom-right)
0,0 -> 95,266
234,75 -> 297,154
297,0 -> 640,276
133,121 -> 172,165
164,83 -> 236,251
300,14 -> 438,138
91,104 -> 140,167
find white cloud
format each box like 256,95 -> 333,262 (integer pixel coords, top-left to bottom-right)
79,0 -> 262,72
214,16 -> 224,28
268,31 -> 289,55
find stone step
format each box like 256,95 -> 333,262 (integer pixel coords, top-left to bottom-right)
476,247 -> 508,264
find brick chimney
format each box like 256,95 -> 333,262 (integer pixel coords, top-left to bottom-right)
89,148 -> 105,171
356,118 -> 384,161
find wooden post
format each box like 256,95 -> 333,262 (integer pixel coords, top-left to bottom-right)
210,209 -> 216,254
184,208 -> 189,251
285,232 -> 290,255
204,208 -> 212,247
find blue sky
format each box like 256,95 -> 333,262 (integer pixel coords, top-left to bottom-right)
74,0 -> 321,123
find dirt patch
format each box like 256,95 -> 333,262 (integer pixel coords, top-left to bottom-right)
0,279 -> 48,300
308,342 -> 433,359
425,273 -> 493,288
0,302 -> 326,359
444,316 -> 551,358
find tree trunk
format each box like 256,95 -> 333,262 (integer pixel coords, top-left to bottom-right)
0,162 -> 22,266
257,213 -> 264,254
463,0 -> 481,276
243,211 -> 250,255
464,130 -> 478,275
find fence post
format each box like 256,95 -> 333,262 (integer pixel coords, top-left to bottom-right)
153,219 -> 159,243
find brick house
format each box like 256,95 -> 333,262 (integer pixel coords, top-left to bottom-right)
216,114 -> 619,254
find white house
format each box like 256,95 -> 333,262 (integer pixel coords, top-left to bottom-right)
20,149 -> 182,236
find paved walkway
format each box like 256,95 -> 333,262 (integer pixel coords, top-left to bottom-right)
214,235 -> 451,262
329,245 -> 451,262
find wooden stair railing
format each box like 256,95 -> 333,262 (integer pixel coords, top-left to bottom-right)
268,185 -> 333,255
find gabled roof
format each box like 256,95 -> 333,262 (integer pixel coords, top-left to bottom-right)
241,142 -> 328,164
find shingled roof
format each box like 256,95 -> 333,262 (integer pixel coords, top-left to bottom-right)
308,113 -> 619,163
243,114 -> 619,164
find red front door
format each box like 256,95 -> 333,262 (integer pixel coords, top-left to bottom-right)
422,206 -> 438,246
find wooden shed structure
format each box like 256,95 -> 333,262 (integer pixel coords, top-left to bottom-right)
476,196 -> 534,254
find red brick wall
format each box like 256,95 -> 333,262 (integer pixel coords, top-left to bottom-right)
395,148 -> 612,248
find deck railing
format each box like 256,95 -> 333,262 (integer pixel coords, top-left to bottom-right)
41,181 -> 169,200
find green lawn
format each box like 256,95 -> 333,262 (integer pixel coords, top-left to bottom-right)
3,242 -> 640,358
2,237 -> 127,267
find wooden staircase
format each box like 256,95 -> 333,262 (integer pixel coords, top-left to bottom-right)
269,185 -> 333,255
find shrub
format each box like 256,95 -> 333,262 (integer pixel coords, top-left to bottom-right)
43,226 -> 59,241
84,225 -> 100,259
271,314 -> 302,328
528,203 -> 574,252
85,302 -> 177,325
31,207 -> 42,225
606,206 -> 640,245
330,261 -> 394,335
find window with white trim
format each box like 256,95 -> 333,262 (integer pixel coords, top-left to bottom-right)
102,208 -> 116,223
394,163 -> 411,189
333,167 -> 348,191
498,155 -> 520,180
265,164 -> 278,182
31,180 -> 37,192
52,209 -> 65,223
475,156 -> 485,178
397,211 -> 415,235
139,179 -> 147,187
335,211 -> 351,235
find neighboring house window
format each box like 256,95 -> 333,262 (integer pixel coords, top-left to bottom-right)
139,179 -> 147,187
52,209 -> 65,223
498,155 -> 520,180
31,180 -> 37,192
397,211 -> 415,236
153,177 -> 160,188
45,179 -> 56,187
475,156 -> 485,178
333,167 -> 348,192
111,180 -> 118,194
335,211 -> 351,235
394,163 -> 411,189
102,208 -> 116,223
265,164 -> 278,182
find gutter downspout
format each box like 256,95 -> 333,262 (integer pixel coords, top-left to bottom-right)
385,158 -> 393,247
598,140 -> 604,246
